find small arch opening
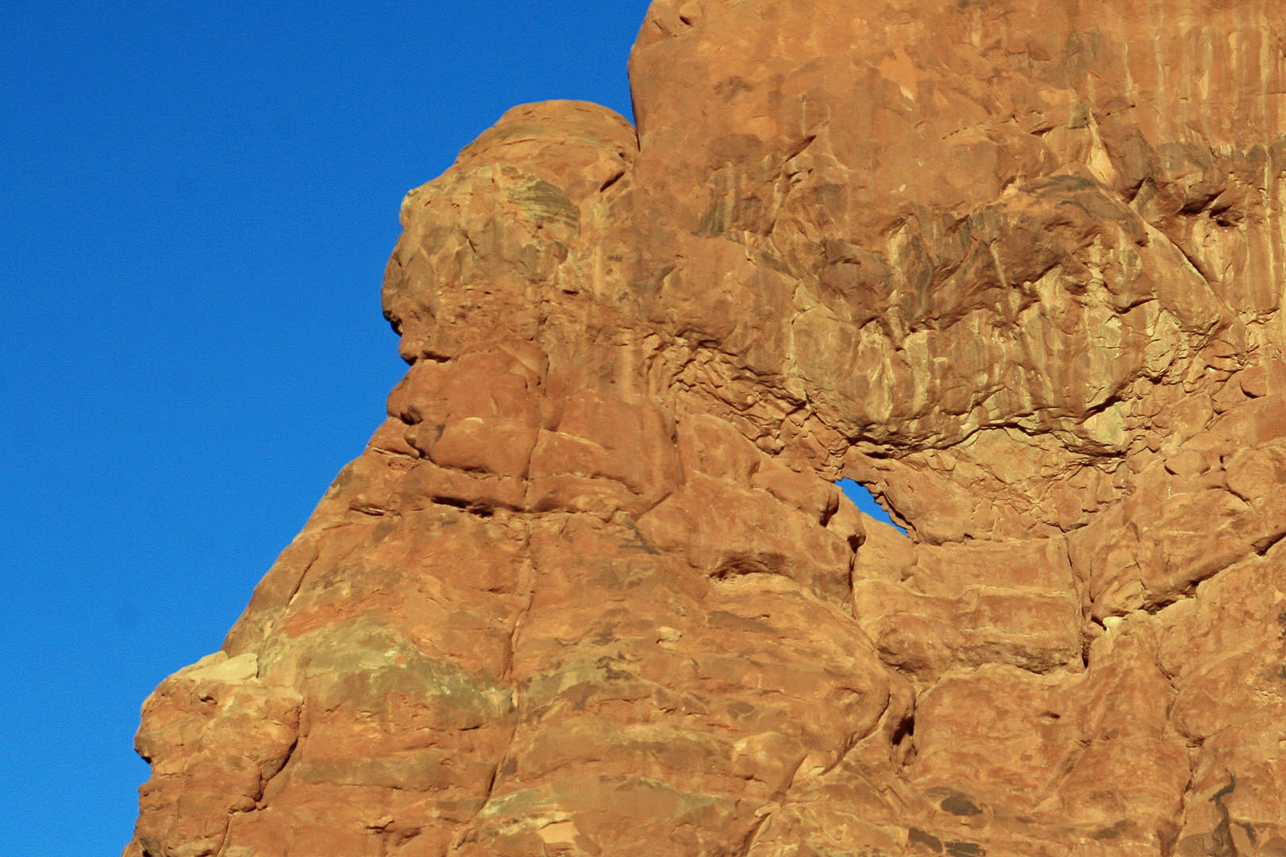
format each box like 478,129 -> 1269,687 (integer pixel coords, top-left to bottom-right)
836,478 -> 907,536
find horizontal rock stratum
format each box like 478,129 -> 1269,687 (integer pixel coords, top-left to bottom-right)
128,2 -> 1286,855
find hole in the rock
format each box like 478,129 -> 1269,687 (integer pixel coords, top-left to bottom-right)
836,478 -> 907,536
891,712 -> 915,745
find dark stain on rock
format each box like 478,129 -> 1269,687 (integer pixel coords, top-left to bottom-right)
707,610 -> 775,634
594,654 -> 634,682
908,827 -> 943,852
712,551 -> 788,579
945,841 -> 985,857
327,463 -> 356,496
620,518 -> 660,555
368,518 -> 397,545
570,682 -> 593,710
1157,821 -> 1181,857
941,791 -> 983,816
715,75 -> 754,101
1091,820 -> 1129,840
1210,774 -> 1239,857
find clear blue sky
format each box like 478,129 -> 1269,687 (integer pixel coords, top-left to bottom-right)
0,4 -> 905,852
1,2 -> 650,852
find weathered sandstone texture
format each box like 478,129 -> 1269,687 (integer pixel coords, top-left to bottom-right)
129,1 -> 1286,855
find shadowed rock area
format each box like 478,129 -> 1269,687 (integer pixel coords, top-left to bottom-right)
128,1 -> 1286,855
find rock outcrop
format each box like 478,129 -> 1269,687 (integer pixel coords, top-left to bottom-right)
128,1 -> 1286,855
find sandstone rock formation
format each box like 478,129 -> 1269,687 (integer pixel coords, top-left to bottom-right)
128,1 -> 1286,855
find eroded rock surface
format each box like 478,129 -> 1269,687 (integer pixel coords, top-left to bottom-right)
128,1 -> 1286,855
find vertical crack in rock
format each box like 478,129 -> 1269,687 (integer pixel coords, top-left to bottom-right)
1210,775 -> 1240,857
127,1 -> 1286,855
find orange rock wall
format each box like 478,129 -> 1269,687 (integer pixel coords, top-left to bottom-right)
129,2 -> 1286,855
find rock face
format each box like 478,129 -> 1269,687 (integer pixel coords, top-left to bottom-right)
128,1 -> 1286,855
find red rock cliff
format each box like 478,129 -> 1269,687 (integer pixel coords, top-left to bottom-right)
128,1 -> 1286,855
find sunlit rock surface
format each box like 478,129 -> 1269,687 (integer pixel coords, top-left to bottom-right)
129,1 -> 1286,854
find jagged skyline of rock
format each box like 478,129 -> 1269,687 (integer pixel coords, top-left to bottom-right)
130,2 -> 1286,854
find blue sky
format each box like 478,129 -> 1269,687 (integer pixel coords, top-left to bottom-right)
0,4 -> 906,852
1,2 -> 650,851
